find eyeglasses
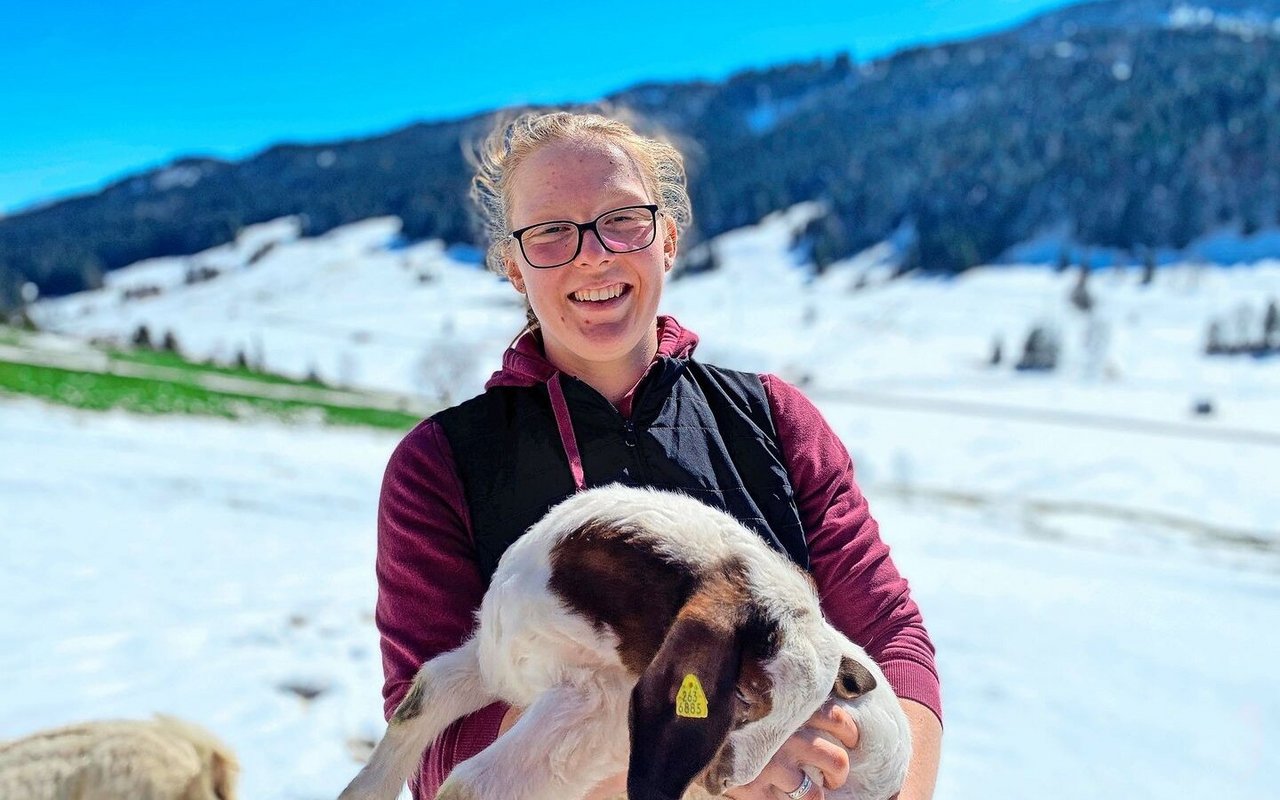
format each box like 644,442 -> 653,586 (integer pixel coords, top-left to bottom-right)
510,204 -> 660,269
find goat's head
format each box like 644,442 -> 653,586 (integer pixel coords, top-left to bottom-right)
542,485 -> 909,800
625,576 -> 877,800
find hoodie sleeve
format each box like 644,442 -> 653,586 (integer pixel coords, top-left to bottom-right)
376,418 -> 510,798
761,375 -> 942,725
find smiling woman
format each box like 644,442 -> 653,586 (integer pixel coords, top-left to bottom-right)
467,112 -> 694,404
503,137 -> 676,402
371,109 -> 941,800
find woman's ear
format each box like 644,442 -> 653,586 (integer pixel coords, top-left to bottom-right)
505,256 -> 526,293
662,216 -> 678,272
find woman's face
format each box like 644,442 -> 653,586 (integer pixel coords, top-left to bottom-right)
505,136 -> 677,383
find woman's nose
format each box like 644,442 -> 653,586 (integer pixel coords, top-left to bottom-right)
575,227 -> 613,266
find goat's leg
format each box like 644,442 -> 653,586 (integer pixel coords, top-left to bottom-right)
339,638 -> 493,800
439,675 -> 631,800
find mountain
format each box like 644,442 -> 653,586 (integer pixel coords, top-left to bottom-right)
1012,0 -> 1280,41
3,0 -> 1279,312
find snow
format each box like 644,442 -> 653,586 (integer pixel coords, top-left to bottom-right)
1000,222 -> 1280,268
1167,3 -> 1280,37
8,208 -> 1280,797
0,401 -> 392,798
745,95 -> 804,135
151,164 -> 206,192
34,217 -> 519,401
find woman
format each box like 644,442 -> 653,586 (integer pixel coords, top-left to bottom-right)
375,111 -> 942,800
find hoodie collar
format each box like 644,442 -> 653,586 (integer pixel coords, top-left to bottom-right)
485,315 -> 699,390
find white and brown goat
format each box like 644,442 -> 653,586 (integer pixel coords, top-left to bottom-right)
340,485 -> 910,800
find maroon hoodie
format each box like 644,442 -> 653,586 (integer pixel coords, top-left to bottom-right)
375,316 -> 940,798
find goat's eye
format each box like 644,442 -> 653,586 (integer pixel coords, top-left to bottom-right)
734,687 -> 751,705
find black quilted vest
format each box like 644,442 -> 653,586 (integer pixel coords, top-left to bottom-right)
433,359 -> 809,582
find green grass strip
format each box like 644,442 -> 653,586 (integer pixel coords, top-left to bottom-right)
0,360 -> 422,431
106,348 -> 330,388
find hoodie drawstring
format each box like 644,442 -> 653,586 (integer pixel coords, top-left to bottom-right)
547,374 -> 587,492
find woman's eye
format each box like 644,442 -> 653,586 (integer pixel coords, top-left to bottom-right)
527,224 -> 571,240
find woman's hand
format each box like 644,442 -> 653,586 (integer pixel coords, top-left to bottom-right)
501,700 -> 860,799
724,700 -> 860,800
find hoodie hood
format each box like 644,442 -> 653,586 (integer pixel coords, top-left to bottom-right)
485,315 -> 700,390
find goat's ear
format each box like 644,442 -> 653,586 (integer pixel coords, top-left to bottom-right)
627,594 -> 744,800
833,654 -> 878,700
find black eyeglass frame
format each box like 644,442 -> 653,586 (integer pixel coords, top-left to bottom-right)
509,204 -> 661,269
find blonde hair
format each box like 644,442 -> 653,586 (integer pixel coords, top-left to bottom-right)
469,108 -> 693,277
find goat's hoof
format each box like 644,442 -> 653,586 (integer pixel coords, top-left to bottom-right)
436,777 -> 481,800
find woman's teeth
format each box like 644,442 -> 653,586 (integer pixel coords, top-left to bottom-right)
572,285 -> 625,302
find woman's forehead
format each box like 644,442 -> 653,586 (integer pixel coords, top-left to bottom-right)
509,137 -> 652,223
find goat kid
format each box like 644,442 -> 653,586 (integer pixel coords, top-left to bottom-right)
340,485 -> 910,800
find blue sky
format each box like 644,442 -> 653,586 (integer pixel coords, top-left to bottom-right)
1,0 -> 1076,214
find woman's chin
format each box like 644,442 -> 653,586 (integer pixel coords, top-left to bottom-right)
544,319 -> 657,376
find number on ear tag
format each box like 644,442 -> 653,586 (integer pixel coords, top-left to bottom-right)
676,673 -> 709,718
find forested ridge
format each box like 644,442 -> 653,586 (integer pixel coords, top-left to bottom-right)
3,0 -> 1278,310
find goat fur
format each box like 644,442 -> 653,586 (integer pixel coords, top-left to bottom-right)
0,714 -> 238,800
341,485 -> 910,800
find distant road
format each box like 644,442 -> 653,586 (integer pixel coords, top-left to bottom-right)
809,387 -> 1280,448
872,481 -> 1278,557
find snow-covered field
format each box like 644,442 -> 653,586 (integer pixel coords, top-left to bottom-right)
6,211 -> 1279,797
32,210 -> 1280,435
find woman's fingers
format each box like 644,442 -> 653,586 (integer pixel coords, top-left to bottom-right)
804,701 -> 860,751
770,767 -> 826,800
726,705 -> 859,799
726,758 -> 821,800
725,730 -> 848,798
780,730 -> 850,790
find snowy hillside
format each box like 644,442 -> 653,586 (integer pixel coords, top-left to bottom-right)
2,397 -> 1275,799
31,217 -> 525,405
27,207 -> 1280,536
8,210 -> 1279,798
31,208 -> 1280,426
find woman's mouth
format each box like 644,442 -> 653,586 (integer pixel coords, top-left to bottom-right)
570,283 -> 629,303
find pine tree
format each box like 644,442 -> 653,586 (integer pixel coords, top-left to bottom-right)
1140,251 -> 1156,287
1205,320 -> 1224,355
677,245 -> 719,277
161,330 -> 181,354
1016,325 -> 1059,371
1069,264 -> 1094,313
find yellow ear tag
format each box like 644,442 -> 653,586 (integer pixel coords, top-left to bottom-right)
675,673 -> 709,719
